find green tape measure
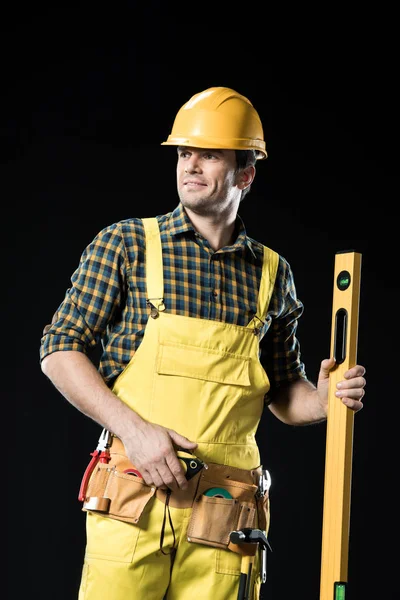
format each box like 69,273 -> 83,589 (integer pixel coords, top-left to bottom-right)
204,487 -> 232,499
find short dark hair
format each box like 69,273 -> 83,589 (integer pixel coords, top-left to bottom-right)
235,150 -> 257,201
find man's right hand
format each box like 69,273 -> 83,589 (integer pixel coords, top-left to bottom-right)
122,421 -> 198,491
40,350 -> 196,492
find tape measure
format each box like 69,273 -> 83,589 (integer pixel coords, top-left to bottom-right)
177,451 -> 204,481
204,487 -> 232,499
122,452 -> 204,482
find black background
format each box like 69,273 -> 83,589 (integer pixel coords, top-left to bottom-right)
5,2 -> 399,599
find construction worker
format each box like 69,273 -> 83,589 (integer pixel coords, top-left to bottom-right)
40,86 -> 366,600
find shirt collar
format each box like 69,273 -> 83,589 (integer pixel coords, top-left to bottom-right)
166,203 -> 257,259
166,203 -> 197,237
229,213 -> 257,259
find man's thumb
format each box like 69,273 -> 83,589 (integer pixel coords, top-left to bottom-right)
320,357 -> 336,379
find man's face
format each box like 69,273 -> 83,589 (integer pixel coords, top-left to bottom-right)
176,146 -> 242,217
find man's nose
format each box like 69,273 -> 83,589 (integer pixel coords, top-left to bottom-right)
184,158 -> 201,173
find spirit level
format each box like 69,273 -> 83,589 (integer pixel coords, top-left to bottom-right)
320,250 -> 362,600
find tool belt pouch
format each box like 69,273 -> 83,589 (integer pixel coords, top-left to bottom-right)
256,491 -> 270,534
187,467 -> 267,556
81,454 -> 156,525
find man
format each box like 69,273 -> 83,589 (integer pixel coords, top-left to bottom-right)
40,86 -> 366,600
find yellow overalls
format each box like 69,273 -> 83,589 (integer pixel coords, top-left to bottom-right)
78,218 -> 279,600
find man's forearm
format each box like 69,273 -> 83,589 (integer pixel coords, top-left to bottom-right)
41,350 -> 144,439
268,378 -> 327,426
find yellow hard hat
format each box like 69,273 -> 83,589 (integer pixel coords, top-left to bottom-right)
161,87 -> 267,159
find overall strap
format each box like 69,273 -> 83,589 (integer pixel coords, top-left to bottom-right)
142,217 -> 165,313
248,246 -> 279,331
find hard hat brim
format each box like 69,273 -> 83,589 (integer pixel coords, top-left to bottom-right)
161,136 -> 267,159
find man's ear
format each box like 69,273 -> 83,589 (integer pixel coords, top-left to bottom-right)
237,165 -> 256,189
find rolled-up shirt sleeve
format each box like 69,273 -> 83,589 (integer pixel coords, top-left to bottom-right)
40,223 -> 128,362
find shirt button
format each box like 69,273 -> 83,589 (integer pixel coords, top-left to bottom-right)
212,290 -> 218,298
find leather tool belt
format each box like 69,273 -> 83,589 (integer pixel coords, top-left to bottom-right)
81,436 -> 270,556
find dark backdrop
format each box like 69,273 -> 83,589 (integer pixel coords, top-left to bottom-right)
5,3 -> 399,599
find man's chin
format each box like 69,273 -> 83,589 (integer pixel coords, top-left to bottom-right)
180,195 -> 208,209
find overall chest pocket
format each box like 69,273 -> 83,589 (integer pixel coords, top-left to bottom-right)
156,341 -> 251,386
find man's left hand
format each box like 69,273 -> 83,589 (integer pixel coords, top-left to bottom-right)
318,357 -> 366,413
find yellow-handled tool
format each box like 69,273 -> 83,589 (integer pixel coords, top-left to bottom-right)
320,250 -> 362,600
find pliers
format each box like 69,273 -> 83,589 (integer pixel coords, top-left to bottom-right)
78,428 -> 111,502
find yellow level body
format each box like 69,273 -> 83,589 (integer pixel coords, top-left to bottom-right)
320,251 -> 362,600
